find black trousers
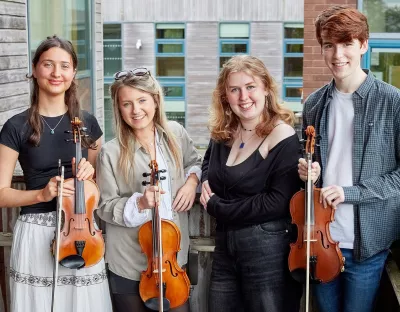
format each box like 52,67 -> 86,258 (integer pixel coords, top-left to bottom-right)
109,270 -> 190,312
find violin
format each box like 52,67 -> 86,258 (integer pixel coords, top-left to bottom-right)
51,117 -> 105,269
288,126 -> 345,311
138,160 -> 190,311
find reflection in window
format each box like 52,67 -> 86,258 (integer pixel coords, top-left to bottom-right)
157,44 -> 183,53
163,86 -> 184,97
103,83 -> 114,142
28,0 -> 93,112
283,24 -> 304,135
284,58 -> 304,77
286,87 -> 302,98
156,24 -> 186,125
219,23 -> 250,68
104,24 -> 122,78
283,24 -> 304,107
156,57 -> 185,77
370,48 -> 400,88
363,0 -> 400,33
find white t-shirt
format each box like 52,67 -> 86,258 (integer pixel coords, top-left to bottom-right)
323,87 -> 355,249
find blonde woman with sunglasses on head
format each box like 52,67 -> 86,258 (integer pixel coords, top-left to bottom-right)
96,68 -> 202,312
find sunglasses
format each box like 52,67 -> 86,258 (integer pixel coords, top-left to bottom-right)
113,68 -> 151,80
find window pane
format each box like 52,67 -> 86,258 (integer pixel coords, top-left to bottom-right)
286,44 -> 303,53
104,24 -> 121,40
363,0 -> 400,33
220,57 -> 231,68
284,58 -> 303,77
158,44 -> 183,53
166,112 -> 185,126
163,86 -> 184,97
156,57 -> 185,76
221,43 -> 247,53
286,87 -> 302,98
370,48 -> 400,88
104,84 -> 114,142
104,40 -> 122,77
156,29 -> 185,39
284,27 -> 304,39
220,24 -> 250,38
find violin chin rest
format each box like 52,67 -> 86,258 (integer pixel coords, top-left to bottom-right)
145,297 -> 171,311
59,255 -> 85,270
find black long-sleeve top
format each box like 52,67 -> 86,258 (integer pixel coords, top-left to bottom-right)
201,134 -> 303,231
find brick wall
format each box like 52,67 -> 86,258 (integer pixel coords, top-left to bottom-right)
303,0 -> 357,100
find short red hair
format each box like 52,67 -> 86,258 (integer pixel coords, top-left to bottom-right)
315,6 -> 369,46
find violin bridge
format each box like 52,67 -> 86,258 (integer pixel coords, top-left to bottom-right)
153,268 -> 167,273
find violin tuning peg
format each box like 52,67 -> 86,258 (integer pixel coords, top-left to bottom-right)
64,130 -> 72,134
81,127 -> 88,132
315,144 -> 320,147
160,176 -> 166,180
65,139 -> 73,142
142,181 -> 150,186
142,172 -> 151,177
160,169 -> 167,173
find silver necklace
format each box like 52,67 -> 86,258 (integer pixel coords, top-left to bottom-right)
40,113 -> 66,134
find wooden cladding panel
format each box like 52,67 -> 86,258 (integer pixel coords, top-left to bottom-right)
103,0 -> 303,22
251,23 -> 284,86
123,23 -> 155,73
186,22 -> 218,147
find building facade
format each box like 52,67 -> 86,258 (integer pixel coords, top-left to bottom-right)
102,0 -> 305,146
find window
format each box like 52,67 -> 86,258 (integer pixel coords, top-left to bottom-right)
283,24 -> 304,103
104,24 -> 122,78
361,0 -> 400,33
156,24 -> 186,126
28,0 -> 94,112
102,24 -> 122,142
219,23 -> 250,68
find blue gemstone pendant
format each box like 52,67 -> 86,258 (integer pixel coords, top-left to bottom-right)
50,130 -> 55,134
239,142 -> 245,149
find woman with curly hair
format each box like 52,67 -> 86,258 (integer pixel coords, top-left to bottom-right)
200,55 -> 302,312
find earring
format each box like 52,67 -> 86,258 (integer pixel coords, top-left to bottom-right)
225,108 -> 232,116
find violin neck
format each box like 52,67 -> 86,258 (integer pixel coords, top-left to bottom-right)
305,153 -> 315,225
75,141 -> 86,214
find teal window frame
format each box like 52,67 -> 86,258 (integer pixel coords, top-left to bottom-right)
283,25 -> 304,102
219,23 -> 250,69
155,23 -> 186,126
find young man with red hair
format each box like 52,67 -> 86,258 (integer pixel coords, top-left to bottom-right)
298,5 -> 400,312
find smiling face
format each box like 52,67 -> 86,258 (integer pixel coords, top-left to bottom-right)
117,86 -> 157,133
321,37 -> 368,84
225,71 -> 268,124
32,47 -> 76,97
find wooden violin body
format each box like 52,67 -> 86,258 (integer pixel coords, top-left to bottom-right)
289,188 -> 344,283
52,178 -> 104,268
139,219 -> 190,310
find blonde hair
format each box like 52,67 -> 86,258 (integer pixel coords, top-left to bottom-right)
209,55 -> 294,143
110,73 -> 182,181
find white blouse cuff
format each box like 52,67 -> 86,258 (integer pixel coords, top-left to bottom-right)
186,166 -> 201,183
123,192 -> 150,227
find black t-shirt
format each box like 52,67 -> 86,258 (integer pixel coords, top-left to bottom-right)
0,109 -> 103,215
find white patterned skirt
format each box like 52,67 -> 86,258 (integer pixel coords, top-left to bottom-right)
10,212 -> 113,312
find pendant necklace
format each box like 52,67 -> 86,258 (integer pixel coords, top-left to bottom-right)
239,128 -> 257,149
40,113 -> 66,134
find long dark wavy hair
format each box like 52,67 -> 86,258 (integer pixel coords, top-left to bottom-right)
27,35 -> 94,148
